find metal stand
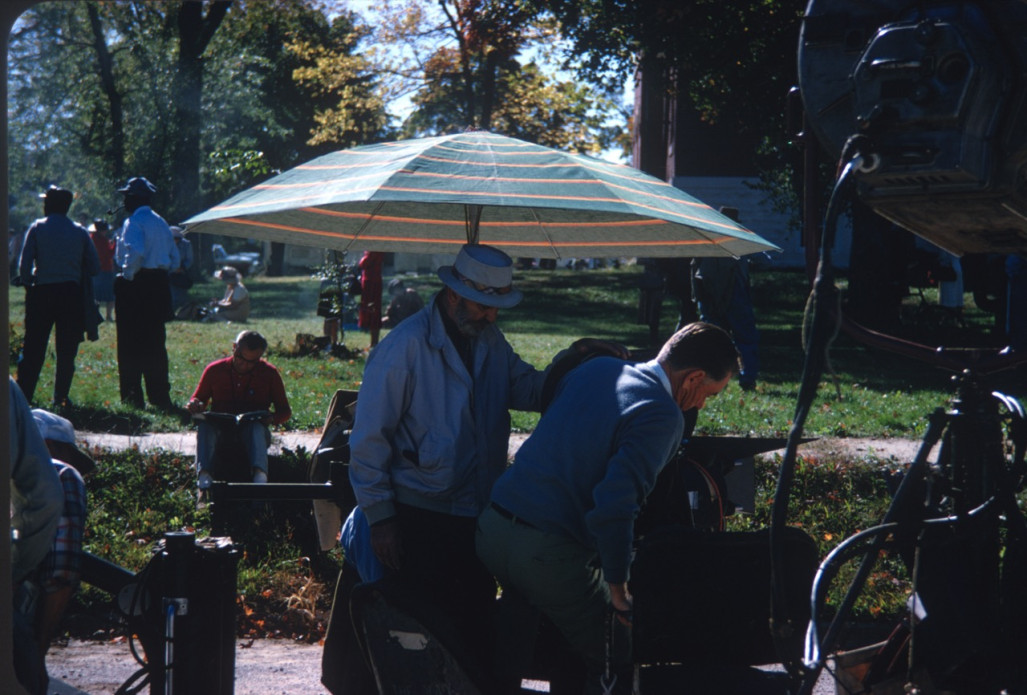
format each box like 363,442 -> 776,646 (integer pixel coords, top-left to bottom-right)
780,134 -> 1027,694
798,369 -> 1027,693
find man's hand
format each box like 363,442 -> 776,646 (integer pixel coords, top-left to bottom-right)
608,581 -> 633,627
185,399 -> 205,415
370,518 -> 403,570
573,338 -> 630,361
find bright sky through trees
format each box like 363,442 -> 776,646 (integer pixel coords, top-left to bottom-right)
337,0 -> 631,162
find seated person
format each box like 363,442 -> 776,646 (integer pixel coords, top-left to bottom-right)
186,330 -> 291,486
19,409 -> 90,693
381,278 -> 424,329
9,378 -> 63,695
206,265 -> 250,323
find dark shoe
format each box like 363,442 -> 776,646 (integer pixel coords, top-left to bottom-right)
739,381 -> 757,392
151,400 -> 180,414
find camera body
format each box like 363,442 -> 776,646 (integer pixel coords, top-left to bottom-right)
799,0 -> 1027,255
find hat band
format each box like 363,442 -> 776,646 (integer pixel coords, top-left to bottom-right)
453,268 -> 512,297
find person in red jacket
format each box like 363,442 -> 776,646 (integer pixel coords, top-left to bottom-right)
357,250 -> 385,348
185,330 -> 291,487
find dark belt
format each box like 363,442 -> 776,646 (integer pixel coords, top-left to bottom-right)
135,267 -> 169,277
490,502 -> 539,530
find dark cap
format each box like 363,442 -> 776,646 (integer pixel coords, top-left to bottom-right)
117,176 -> 157,198
38,185 -> 73,208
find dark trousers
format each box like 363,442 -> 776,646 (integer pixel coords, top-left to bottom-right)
392,503 -> 497,682
321,564 -> 377,695
17,281 -> 83,405
115,270 -> 172,407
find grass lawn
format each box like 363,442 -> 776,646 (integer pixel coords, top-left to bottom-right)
9,262 -> 1021,438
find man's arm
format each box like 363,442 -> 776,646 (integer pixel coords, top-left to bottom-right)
168,232 -> 180,270
9,379 -> 62,583
185,363 -> 216,414
82,231 -> 100,277
348,362 -> 409,525
586,403 -> 684,586
348,339 -> 420,570
119,220 -> 144,280
18,226 -> 36,285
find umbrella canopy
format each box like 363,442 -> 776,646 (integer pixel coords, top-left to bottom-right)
184,131 -> 779,259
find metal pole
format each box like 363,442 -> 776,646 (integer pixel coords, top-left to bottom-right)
162,532 -> 194,695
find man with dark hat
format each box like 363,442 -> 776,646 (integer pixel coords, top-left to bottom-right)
113,176 -> 179,410
16,185 -> 100,408
339,243 -> 626,690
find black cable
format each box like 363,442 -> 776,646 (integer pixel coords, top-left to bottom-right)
769,146 -> 861,682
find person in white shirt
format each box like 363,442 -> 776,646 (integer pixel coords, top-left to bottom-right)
113,176 -> 179,410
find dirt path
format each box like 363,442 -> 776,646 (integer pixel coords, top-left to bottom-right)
78,429 -> 926,464
48,638 -> 330,695
48,636 -> 844,695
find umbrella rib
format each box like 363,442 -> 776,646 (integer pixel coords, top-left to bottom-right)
348,200 -> 386,252
529,207 -> 562,262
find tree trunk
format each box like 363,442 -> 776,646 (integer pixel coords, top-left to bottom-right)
170,1 -> 231,223
86,4 -> 124,183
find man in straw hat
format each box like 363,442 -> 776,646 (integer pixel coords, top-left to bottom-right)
341,243 -> 626,688
16,185 -> 100,409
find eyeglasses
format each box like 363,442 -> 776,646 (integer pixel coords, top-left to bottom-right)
453,268 -> 512,297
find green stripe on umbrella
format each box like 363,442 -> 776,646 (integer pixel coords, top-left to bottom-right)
185,131 -> 779,259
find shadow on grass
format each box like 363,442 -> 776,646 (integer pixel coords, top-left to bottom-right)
65,403 -> 191,435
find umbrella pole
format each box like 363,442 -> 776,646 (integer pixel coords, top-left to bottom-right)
465,204 -> 483,245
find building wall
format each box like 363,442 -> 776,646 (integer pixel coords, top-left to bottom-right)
672,175 -> 850,269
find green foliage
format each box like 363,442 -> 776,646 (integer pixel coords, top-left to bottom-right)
8,0 -> 389,233
83,448 -> 207,572
368,0 -> 624,152
288,23 -> 390,148
76,446 -> 340,640
728,454 -> 910,622
75,441 -> 913,638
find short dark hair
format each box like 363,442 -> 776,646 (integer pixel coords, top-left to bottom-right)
42,187 -> 73,215
235,330 -> 267,352
658,322 -> 740,381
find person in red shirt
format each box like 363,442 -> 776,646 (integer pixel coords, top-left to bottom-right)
185,330 -> 291,487
89,219 -> 117,322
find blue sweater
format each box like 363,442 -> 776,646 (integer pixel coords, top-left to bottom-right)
489,357 -> 685,584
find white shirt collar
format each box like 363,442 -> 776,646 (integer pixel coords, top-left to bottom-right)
646,359 -> 673,396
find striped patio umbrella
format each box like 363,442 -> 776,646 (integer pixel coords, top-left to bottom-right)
184,131 -> 778,259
